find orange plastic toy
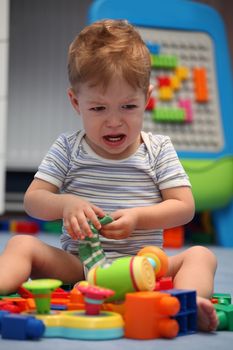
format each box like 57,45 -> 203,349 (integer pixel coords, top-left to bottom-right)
124,291 -> 180,339
137,246 -> 168,279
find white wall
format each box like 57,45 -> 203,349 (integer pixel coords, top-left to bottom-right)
0,0 -> 9,213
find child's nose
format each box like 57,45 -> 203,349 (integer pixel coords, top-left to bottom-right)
106,113 -> 123,128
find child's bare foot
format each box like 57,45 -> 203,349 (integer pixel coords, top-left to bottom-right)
197,296 -> 218,332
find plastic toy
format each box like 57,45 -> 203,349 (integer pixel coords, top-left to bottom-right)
212,293 -> 231,305
89,0 -> 233,247
163,226 -> 185,248
163,289 -> 197,335
137,246 -> 168,279
214,304 -> 233,331
124,291 -> 180,339
36,309 -> 124,340
10,220 -> 40,234
87,255 -> 155,302
76,284 -> 115,315
33,284 -> 124,340
87,246 -> 168,301
212,293 -> 233,331
0,311 -> 45,340
23,279 -> 62,314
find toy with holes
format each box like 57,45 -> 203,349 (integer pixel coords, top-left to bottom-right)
212,293 -> 233,331
87,246 -> 168,301
89,0 -> 233,247
124,291 -> 180,339
22,279 -> 124,340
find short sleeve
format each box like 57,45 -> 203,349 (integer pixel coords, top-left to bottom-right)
34,134 -> 72,189
152,135 -> 191,190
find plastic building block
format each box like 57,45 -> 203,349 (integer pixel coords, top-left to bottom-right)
151,54 -> 178,69
152,107 -> 185,123
146,41 -> 160,54
0,300 -> 22,313
11,220 -> 40,234
41,220 -> 62,234
170,75 -> 181,90
163,226 -> 185,248
0,220 -> 9,231
0,297 -> 29,313
178,99 -> 193,123
212,293 -> 231,305
23,279 -> 62,314
176,66 -> 189,80
159,86 -> 173,100
51,287 -> 69,299
193,67 -> 209,102
124,291 -> 180,339
155,277 -> 174,291
157,76 -> 171,88
214,304 -> 233,331
163,289 -> 197,335
146,96 -> 156,111
67,287 -> 85,310
0,311 -> 45,340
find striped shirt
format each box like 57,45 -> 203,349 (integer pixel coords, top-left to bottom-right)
35,130 -> 190,263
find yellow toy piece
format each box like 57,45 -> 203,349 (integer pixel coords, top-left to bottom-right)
34,310 -> 124,340
159,86 -> 173,100
132,256 -> 156,291
170,75 -> 181,90
176,66 -> 189,80
36,310 -> 123,329
137,246 -> 169,279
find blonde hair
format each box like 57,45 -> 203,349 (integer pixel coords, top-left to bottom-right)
68,19 -> 151,94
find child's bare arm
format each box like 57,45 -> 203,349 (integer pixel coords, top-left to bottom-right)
135,186 -> 195,229
24,178 -> 105,239
101,186 -> 195,239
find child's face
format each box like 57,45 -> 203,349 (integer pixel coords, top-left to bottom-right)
69,76 -> 151,160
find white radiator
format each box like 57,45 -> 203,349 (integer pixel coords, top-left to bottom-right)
6,0 -> 91,171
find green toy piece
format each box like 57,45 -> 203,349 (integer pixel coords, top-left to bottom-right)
214,304 -> 233,331
23,279 -> 62,314
78,215 -> 113,270
212,293 -> 231,305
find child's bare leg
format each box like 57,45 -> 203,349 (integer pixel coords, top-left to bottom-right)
0,235 -> 84,295
167,246 -> 218,332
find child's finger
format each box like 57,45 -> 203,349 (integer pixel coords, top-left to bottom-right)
70,216 -> 84,240
92,204 -> 106,219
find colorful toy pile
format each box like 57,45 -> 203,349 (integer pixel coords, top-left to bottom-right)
0,246 -> 199,341
0,245 -> 231,341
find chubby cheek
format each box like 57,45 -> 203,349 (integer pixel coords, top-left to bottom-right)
83,119 -> 102,139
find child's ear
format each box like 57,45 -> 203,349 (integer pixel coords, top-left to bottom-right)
68,88 -> 80,113
146,84 -> 154,102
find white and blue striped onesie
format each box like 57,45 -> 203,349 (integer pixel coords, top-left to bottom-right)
35,130 -> 191,264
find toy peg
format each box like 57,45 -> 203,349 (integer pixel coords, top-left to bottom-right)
22,279 -> 62,314
76,284 -> 115,315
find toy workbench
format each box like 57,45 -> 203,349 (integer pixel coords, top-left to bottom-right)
89,0 -> 233,246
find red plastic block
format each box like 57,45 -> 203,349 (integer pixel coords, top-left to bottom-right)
12,221 -> 40,234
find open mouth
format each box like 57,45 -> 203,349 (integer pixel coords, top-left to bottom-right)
103,134 -> 126,143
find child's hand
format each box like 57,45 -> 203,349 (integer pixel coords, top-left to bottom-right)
100,208 -> 138,239
62,194 -> 105,240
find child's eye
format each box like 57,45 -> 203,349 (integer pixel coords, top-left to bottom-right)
122,104 -> 137,110
90,106 -> 105,112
